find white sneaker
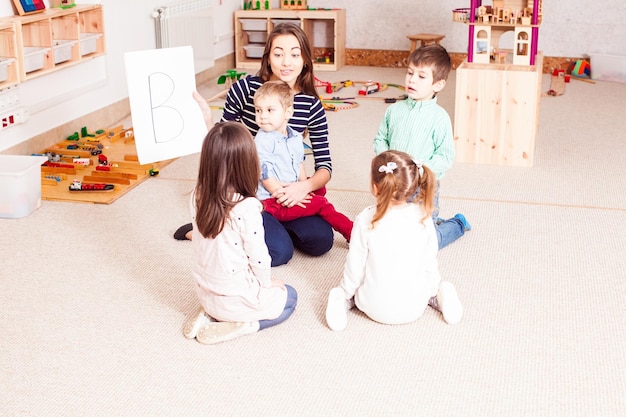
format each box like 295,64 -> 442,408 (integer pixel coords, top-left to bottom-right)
195,321 -> 259,345
437,281 -> 463,325
183,307 -> 214,339
326,287 -> 350,331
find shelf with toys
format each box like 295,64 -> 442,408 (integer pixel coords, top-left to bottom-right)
234,8 -> 345,71
0,4 -> 105,84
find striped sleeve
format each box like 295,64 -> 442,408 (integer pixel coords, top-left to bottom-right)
221,76 -> 262,136
291,94 -> 331,175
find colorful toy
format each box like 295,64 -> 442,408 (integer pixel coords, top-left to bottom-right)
243,1 -> 270,10
315,77 -> 407,110
358,81 -> 381,95
571,59 -> 591,78
51,0 -> 76,9
69,179 -> 114,192
217,69 -> 246,89
321,99 -> 359,112
280,0 -> 307,10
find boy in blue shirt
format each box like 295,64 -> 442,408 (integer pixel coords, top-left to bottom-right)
254,81 -> 353,242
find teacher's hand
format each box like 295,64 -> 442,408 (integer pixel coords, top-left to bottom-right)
193,90 -> 214,130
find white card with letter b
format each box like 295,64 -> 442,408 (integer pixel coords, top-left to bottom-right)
124,46 -> 207,164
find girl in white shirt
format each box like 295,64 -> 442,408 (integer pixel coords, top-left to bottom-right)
325,150 -> 462,331
183,122 -> 297,344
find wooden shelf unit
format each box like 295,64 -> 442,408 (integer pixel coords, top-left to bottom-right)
0,21 -> 19,89
0,4 -> 105,84
234,9 -> 345,71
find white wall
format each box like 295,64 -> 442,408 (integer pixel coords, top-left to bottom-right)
311,0 -> 626,57
1,0 -> 624,152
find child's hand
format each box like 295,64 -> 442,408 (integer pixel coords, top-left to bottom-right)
271,278 -> 286,289
193,90 -> 214,130
275,181 -> 312,207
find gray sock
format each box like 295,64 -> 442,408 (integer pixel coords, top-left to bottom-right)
428,296 -> 440,312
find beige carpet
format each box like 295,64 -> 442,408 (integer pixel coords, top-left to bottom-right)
1,66 -> 625,417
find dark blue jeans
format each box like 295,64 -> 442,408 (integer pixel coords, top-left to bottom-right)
259,285 -> 298,330
262,212 -> 334,266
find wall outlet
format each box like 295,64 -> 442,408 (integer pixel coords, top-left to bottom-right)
0,107 -> 28,130
0,85 -> 21,113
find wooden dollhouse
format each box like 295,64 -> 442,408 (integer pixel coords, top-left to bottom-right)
452,0 -> 544,167
455,0 -> 542,65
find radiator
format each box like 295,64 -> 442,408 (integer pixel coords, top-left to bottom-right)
153,0 -> 214,73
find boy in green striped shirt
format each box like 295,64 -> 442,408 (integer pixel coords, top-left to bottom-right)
373,44 -> 471,249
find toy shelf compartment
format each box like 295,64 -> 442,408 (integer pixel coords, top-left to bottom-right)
0,4 -> 105,83
0,21 -> 19,89
234,9 -> 346,71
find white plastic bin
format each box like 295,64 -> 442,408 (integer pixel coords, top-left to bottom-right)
0,155 -> 48,219
243,44 -> 264,59
80,33 -> 102,56
0,57 -> 15,82
23,47 -> 49,73
246,31 -> 267,44
590,53 -> 626,83
272,19 -> 301,27
53,39 -> 77,64
240,19 -> 267,31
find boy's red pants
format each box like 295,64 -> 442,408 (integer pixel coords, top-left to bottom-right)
262,192 -> 353,241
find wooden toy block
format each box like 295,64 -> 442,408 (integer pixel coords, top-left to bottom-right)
45,148 -> 92,158
83,175 -> 131,186
42,178 -> 60,186
89,170 -> 138,180
109,160 -> 154,170
41,166 -> 77,175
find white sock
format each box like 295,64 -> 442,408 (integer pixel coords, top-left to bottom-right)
326,287 -> 350,331
437,281 -> 463,325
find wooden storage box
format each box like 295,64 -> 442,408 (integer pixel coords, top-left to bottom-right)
453,53 -> 543,167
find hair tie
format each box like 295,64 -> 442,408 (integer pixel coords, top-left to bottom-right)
413,159 -> 424,178
378,162 -> 397,174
